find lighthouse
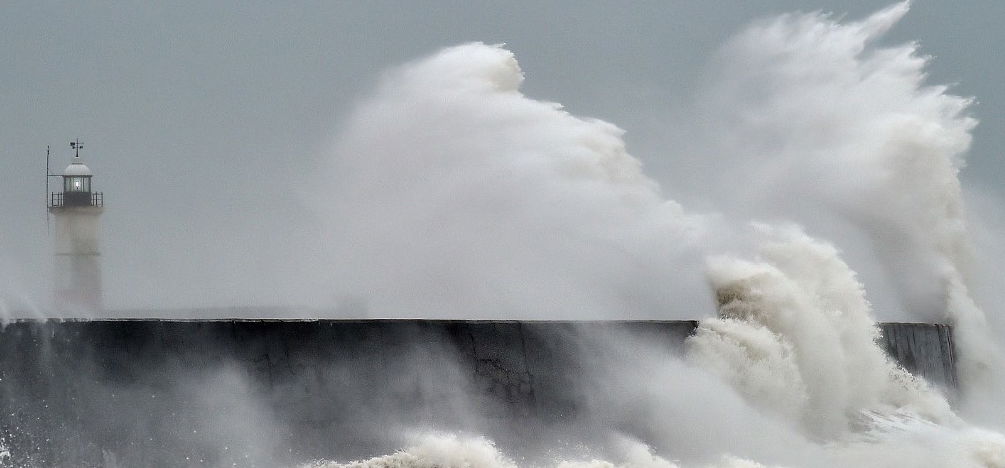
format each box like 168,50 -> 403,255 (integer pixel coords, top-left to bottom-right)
48,140 -> 104,313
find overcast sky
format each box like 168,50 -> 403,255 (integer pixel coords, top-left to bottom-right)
2,1 -> 1002,312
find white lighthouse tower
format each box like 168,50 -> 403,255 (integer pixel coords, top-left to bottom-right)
48,139 -> 104,313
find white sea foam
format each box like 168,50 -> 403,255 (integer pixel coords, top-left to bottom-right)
306,435 -> 782,468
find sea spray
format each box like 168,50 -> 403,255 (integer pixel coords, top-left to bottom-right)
305,434 -> 779,468
305,428 -> 1005,468
689,225 -> 954,439
312,42 -> 714,320
687,224 -> 1005,467
693,1 -> 1004,409
307,435 -> 518,468
298,3 -> 1005,467
312,0 -> 1004,404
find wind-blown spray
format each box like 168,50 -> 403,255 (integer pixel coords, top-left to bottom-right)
694,0 -> 1003,421
313,42 -> 713,319
690,225 -> 954,438
303,3 -> 1005,467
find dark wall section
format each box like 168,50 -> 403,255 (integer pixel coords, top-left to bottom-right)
879,322 -> 957,391
0,320 -> 951,467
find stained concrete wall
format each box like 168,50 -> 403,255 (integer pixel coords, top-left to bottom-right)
0,320 -> 953,467
879,322 -> 957,391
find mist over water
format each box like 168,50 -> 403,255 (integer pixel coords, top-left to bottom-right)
302,3 -> 1005,468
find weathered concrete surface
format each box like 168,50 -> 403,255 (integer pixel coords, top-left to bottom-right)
879,322 -> 957,391
0,320 -> 952,467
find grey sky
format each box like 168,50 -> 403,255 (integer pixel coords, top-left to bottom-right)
2,1 -> 1002,311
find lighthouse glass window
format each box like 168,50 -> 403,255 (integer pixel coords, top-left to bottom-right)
65,176 -> 90,193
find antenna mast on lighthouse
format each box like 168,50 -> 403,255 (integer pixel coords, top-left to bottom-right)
45,145 -> 51,234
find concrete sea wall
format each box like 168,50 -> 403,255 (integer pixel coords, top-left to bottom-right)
0,320 -> 954,467
878,322 -> 957,390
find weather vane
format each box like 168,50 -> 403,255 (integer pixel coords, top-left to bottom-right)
70,138 -> 83,158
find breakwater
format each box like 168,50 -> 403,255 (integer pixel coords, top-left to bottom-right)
0,320 -> 954,467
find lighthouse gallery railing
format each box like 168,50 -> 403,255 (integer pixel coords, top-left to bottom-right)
49,192 -> 103,208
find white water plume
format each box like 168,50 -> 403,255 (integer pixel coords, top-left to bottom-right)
690,225 -> 954,439
313,42 -> 714,319
299,3 -> 1005,467
699,2 -> 976,316
690,0 -> 1005,424
686,223 -> 1005,466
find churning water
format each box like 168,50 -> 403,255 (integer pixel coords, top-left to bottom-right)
301,3 -> 1005,467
